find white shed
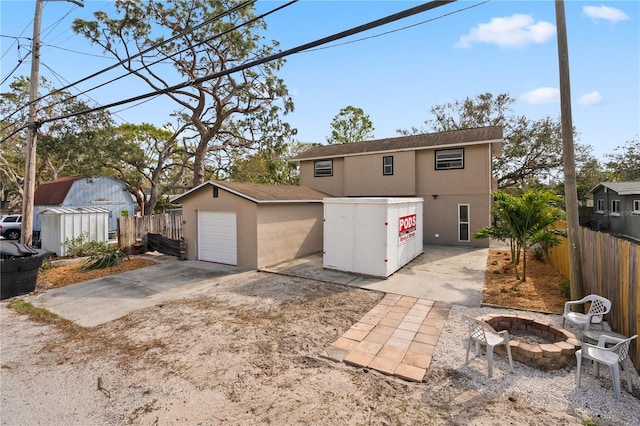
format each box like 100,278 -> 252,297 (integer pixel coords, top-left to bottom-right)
40,207 -> 110,256
323,197 -> 424,278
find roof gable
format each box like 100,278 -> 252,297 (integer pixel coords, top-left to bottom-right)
173,181 -> 329,204
34,175 -> 85,206
590,181 -> 640,195
291,126 -> 503,161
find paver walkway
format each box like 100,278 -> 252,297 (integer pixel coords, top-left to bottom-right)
325,293 -> 451,382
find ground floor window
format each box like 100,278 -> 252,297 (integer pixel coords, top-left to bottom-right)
611,199 -> 620,216
458,204 -> 470,242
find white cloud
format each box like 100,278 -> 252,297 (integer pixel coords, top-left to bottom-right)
579,91 -> 603,105
583,5 -> 630,23
456,14 -> 556,49
521,87 -> 560,104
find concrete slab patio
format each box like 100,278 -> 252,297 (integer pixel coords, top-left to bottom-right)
261,244 -> 488,307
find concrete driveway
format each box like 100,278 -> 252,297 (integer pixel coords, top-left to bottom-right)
261,245 -> 488,307
26,259 -> 252,327
24,244 -> 487,328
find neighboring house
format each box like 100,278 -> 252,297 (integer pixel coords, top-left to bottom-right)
291,127 -> 503,247
172,181 -> 327,269
34,176 -> 137,234
590,182 -> 640,240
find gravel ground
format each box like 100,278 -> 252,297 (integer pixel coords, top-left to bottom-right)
430,304 -> 640,426
2,273 -> 639,425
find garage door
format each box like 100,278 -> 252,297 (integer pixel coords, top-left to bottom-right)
198,211 -> 237,265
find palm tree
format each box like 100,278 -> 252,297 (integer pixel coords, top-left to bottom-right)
474,188 -> 565,281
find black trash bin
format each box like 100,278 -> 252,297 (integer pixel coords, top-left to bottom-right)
1,240 -> 47,300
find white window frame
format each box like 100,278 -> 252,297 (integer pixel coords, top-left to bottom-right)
435,148 -> 464,170
596,199 -> 605,213
383,156 -> 393,176
458,204 -> 470,242
314,160 -> 333,177
610,199 -> 621,216
633,199 -> 640,215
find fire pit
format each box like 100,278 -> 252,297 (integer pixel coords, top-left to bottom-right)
478,314 -> 581,370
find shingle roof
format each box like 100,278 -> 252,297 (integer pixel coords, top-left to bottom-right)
173,181 -> 329,204
591,181 -> 640,195
291,126 -> 503,161
34,175 -> 85,206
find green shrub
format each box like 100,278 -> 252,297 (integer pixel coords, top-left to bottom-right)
82,248 -> 129,271
560,280 -> 571,298
63,234 -> 107,257
533,247 -> 544,261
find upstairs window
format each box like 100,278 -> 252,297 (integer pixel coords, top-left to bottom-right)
596,199 -> 605,212
611,199 -> 621,216
383,156 -> 394,175
435,148 -> 464,170
314,160 -> 333,177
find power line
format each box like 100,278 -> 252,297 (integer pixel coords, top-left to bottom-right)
41,0 -> 458,125
1,0 -> 458,142
308,0 -> 490,52
0,0 -> 257,126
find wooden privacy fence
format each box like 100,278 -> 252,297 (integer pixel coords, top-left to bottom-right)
117,214 -> 183,254
548,220 -> 640,371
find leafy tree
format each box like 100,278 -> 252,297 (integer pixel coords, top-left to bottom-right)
226,102 -> 299,184
72,0 -> 294,187
473,188 -> 565,281
398,93 -> 590,190
605,137 -> 640,181
94,123 -> 190,215
228,140 -> 313,185
575,156 -> 612,205
0,76 -> 113,210
326,106 -> 375,145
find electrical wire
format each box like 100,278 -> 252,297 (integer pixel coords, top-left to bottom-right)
40,0 -> 458,125
1,0 -> 459,142
0,0 -> 257,127
38,0 -> 298,122
308,0 -> 490,52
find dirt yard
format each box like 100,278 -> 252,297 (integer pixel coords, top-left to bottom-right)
2,250 -> 629,425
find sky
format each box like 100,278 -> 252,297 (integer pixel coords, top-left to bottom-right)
1,0 -> 638,160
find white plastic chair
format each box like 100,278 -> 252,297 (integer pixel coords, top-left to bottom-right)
562,294 -> 611,330
464,315 -> 513,378
575,334 -> 637,400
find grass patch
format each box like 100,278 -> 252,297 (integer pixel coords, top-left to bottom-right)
7,299 -> 84,335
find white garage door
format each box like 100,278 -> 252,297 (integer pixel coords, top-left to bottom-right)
198,211 -> 237,265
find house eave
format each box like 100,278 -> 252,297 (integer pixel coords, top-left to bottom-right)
292,138 -> 504,162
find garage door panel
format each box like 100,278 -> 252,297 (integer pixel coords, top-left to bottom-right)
198,212 -> 237,265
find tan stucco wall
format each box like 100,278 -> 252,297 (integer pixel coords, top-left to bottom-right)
256,203 -> 323,268
420,195 -> 490,247
344,151 -> 416,196
299,158 -> 345,196
416,145 -> 492,247
416,144 -> 492,195
179,186 -> 258,268
299,144 -> 494,248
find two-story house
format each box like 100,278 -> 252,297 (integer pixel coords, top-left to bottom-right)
590,181 -> 640,240
292,126 -> 503,248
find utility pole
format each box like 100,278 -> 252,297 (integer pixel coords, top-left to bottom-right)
21,0 -> 43,246
555,0 -> 584,300
21,0 -> 83,246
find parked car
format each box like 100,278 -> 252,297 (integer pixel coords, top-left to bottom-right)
0,214 -> 22,240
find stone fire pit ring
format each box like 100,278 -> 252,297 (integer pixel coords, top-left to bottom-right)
478,314 -> 581,370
